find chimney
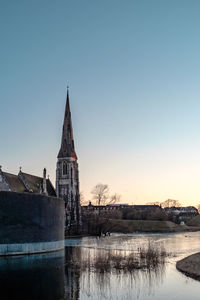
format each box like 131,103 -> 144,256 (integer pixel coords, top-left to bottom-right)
43,168 -> 47,195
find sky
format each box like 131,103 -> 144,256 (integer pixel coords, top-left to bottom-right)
1,0 -> 200,206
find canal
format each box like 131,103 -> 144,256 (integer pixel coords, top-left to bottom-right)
1,232 -> 200,299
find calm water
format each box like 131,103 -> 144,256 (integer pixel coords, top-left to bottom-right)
1,232 -> 200,299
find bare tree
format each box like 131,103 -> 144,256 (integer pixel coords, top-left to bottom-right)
146,200 -> 182,208
79,191 -> 89,206
109,193 -> 121,204
196,204 -> 200,213
91,183 -> 109,206
90,184 -> 122,235
161,199 -> 181,208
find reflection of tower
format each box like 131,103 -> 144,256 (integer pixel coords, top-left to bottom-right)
65,247 -> 80,300
56,88 -> 81,232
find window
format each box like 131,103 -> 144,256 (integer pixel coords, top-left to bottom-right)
71,167 -> 73,186
63,162 -> 68,175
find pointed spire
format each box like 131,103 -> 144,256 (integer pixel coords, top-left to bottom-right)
57,87 -> 77,160
66,86 -> 70,115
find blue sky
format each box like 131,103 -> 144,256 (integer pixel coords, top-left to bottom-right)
1,0 -> 200,205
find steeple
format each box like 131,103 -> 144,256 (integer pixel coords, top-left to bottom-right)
56,87 -> 82,231
58,87 -> 77,160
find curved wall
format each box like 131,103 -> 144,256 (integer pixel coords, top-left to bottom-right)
0,191 -> 65,255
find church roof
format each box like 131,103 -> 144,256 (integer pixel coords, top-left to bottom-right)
21,172 -> 56,196
3,172 -> 26,193
1,171 -> 56,196
57,88 -> 77,160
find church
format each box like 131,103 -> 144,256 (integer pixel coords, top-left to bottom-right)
0,88 -> 82,232
56,88 -> 82,231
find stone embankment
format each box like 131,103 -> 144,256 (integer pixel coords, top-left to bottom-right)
176,253 -> 200,281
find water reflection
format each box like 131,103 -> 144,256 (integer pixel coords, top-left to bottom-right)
76,233 -> 200,300
64,242 -> 167,300
80,265 -> 166,300
1,233 -> 200,300
65,247 -> 80,300
0,250 -> 65,300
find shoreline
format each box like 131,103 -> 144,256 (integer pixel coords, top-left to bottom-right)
65,229 -> 200,239
102,219 -> 200,234
176,252 -> 200,281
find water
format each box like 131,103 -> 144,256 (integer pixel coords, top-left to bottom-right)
1,232 -> 200,299
71,232 -> 200,300
0,251 -> 65,299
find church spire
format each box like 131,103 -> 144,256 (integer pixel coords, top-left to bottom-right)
66,86 -> 70,117
57,87 -> 77,160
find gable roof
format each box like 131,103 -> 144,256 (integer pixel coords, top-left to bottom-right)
3,172 -> 26,193
21,172 -> 56,197
1,170 -> 56,197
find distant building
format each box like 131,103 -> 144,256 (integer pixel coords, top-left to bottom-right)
164,206 -> 198,223
0,167 -> 56,196
56,88 -> 81,231
82,202 -> 161,213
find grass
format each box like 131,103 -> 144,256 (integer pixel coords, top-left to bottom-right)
65,241 -> 169,273
101,218 -> 194,233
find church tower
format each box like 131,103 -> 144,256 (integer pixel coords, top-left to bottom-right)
56,88 -> 81,231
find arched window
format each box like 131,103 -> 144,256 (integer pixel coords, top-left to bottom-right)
63,161 -> 67,175
71,167 -> 73,187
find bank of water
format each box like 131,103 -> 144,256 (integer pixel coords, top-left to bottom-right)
1,232 -> 200,299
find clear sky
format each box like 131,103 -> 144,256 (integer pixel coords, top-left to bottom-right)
1,0 -> 200,206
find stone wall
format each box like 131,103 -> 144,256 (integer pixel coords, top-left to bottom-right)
0,191 -> 65,255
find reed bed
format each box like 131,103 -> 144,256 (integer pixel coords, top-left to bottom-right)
65,241 -> 169,273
